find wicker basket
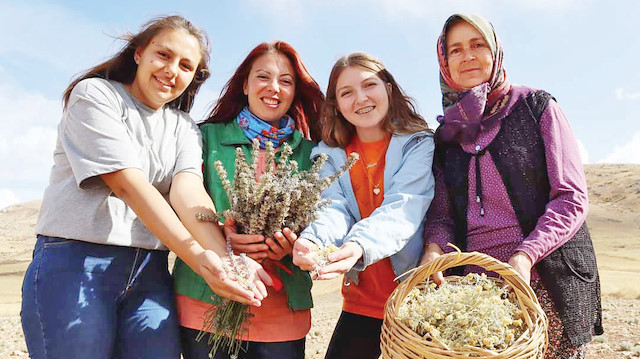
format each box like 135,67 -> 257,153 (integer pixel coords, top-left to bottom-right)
381,249 -> 548,359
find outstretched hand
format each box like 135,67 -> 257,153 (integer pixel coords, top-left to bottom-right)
196,249 -> 273,307
292,237 -> 319,271
315,242 -> 363,280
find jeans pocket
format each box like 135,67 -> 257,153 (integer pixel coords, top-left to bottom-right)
41,235 -> 76,248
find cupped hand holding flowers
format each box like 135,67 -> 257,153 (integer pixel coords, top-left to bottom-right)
314,242 -> 363,280
292,237 -> 319,272
195,248 -> 272,307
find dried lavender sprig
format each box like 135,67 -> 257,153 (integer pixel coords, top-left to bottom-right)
214,160 -> 234,204
195,212 -> 220,224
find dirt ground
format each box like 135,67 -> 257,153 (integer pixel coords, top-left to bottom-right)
1,164 -> 640,358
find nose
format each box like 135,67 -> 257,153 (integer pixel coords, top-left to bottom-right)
355,89 -> 368,104
164,59 -> 179,77
266,78 -> 280,93
461,48 -> 476,62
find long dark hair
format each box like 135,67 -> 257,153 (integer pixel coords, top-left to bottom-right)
321,52 -> 431,148
63,15 -> 210,112
203,41 -> 324,141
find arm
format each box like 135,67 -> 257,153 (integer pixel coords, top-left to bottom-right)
102,169 -> 268,305
342,134 -> 436,271
299,147 -> 357,247
514,99 -> 589,264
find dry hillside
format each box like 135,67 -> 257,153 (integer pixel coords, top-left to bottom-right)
0,164 -> 639,357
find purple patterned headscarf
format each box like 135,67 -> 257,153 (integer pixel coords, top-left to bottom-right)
436,13 -> 511,143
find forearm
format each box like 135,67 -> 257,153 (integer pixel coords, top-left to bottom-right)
517,101 -> 588,263
101,168 -> 210,273
170,172 -> 227,255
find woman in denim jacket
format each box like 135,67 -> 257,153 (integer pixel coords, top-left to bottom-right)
293,52 -> 435,359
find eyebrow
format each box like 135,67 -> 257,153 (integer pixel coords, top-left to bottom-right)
447,37 -> 486,48
153,42 -> 195,64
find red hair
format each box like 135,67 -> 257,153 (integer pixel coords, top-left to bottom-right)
203,41 -> 324,141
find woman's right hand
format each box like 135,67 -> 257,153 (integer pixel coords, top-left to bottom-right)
420,243 -> 445,285
224,218 -> 269,262
292,237 -> 319,271
195,249 -> 272,307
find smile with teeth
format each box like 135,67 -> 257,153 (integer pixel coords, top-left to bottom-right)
356,106 -> 374,114
262,97 -> 280,107
154,76 -> 174,89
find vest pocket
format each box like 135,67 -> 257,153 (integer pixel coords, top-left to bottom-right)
559,244 -> 597,283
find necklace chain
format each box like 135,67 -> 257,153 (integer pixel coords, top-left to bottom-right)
354,137 -> 386,196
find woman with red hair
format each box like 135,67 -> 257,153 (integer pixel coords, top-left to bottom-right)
173,41 -> 324,359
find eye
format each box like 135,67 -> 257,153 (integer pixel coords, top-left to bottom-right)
280,77 -> 294,86
448,48 -> 461,56
180,63 -> 194,71
158,51 -> 169,59
338,90 -> 351,98
364,82 -> 377,88
472,42 -> 487,49
257,74 -> 269,80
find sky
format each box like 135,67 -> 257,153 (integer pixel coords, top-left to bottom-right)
1,0 -> 639,209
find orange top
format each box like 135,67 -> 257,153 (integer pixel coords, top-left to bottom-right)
342,135 -> 397,319
176,149 -> 310,342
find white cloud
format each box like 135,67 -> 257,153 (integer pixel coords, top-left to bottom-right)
244,0 -> 306,25
0,2 -> 114,73
0,84 -> 59,200
376,0 -> 583,22
600,132 -> 640,164
615,88 -> 640,101
0,188 -> 20,210
576,139 -> 589,164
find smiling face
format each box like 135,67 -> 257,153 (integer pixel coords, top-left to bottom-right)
335,65 -> 390,142
243,52 -> 296,124
128,28 -> 202,110
446,20 -> 494,90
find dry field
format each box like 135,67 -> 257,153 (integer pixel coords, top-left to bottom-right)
1,164 -> 639,358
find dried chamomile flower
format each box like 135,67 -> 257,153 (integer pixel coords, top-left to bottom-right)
396,273 -> 525,351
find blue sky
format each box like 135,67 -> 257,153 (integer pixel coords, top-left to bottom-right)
1,0 -> 639,208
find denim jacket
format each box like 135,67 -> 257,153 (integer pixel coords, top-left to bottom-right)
300,131 -> 435,284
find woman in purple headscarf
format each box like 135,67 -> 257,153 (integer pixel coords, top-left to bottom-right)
421,13 -> 603,358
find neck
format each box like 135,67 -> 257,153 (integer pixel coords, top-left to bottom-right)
355,127 -> 387,143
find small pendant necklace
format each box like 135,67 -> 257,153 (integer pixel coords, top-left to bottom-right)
354,137 -> 387,196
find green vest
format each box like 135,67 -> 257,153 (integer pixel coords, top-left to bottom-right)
172,120 -> 314,310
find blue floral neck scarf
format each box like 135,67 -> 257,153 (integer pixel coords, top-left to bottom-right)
236,107 -> 295,149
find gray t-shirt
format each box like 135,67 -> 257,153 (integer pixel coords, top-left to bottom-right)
35,78 -> 203,250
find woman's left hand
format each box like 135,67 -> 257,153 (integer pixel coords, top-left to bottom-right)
265,228 -> 296,261
508,251 -> 533,285
316,242 -> 363,280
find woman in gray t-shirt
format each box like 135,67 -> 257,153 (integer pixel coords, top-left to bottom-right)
21,15 -> 271,359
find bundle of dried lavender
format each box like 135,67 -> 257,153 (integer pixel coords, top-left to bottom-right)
219,139 -> 358,238
197,139 -> 358,358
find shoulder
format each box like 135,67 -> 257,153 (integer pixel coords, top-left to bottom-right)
200,120 -> 234,137
311,140 -> 344,158
68,78 -> 123,109
394,131 -> 435,152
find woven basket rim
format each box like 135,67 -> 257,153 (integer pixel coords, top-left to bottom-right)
381,246 -> 549,359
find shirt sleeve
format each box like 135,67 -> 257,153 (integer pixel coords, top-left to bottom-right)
516,99 -> 589,263
345,135 -> 436,270
422,161 -> 457,253
173,114 -> 204,179
61,79 -> 142,189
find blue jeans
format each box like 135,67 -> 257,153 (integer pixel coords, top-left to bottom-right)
21,235 -> 181,359
180,327 -> 305,359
